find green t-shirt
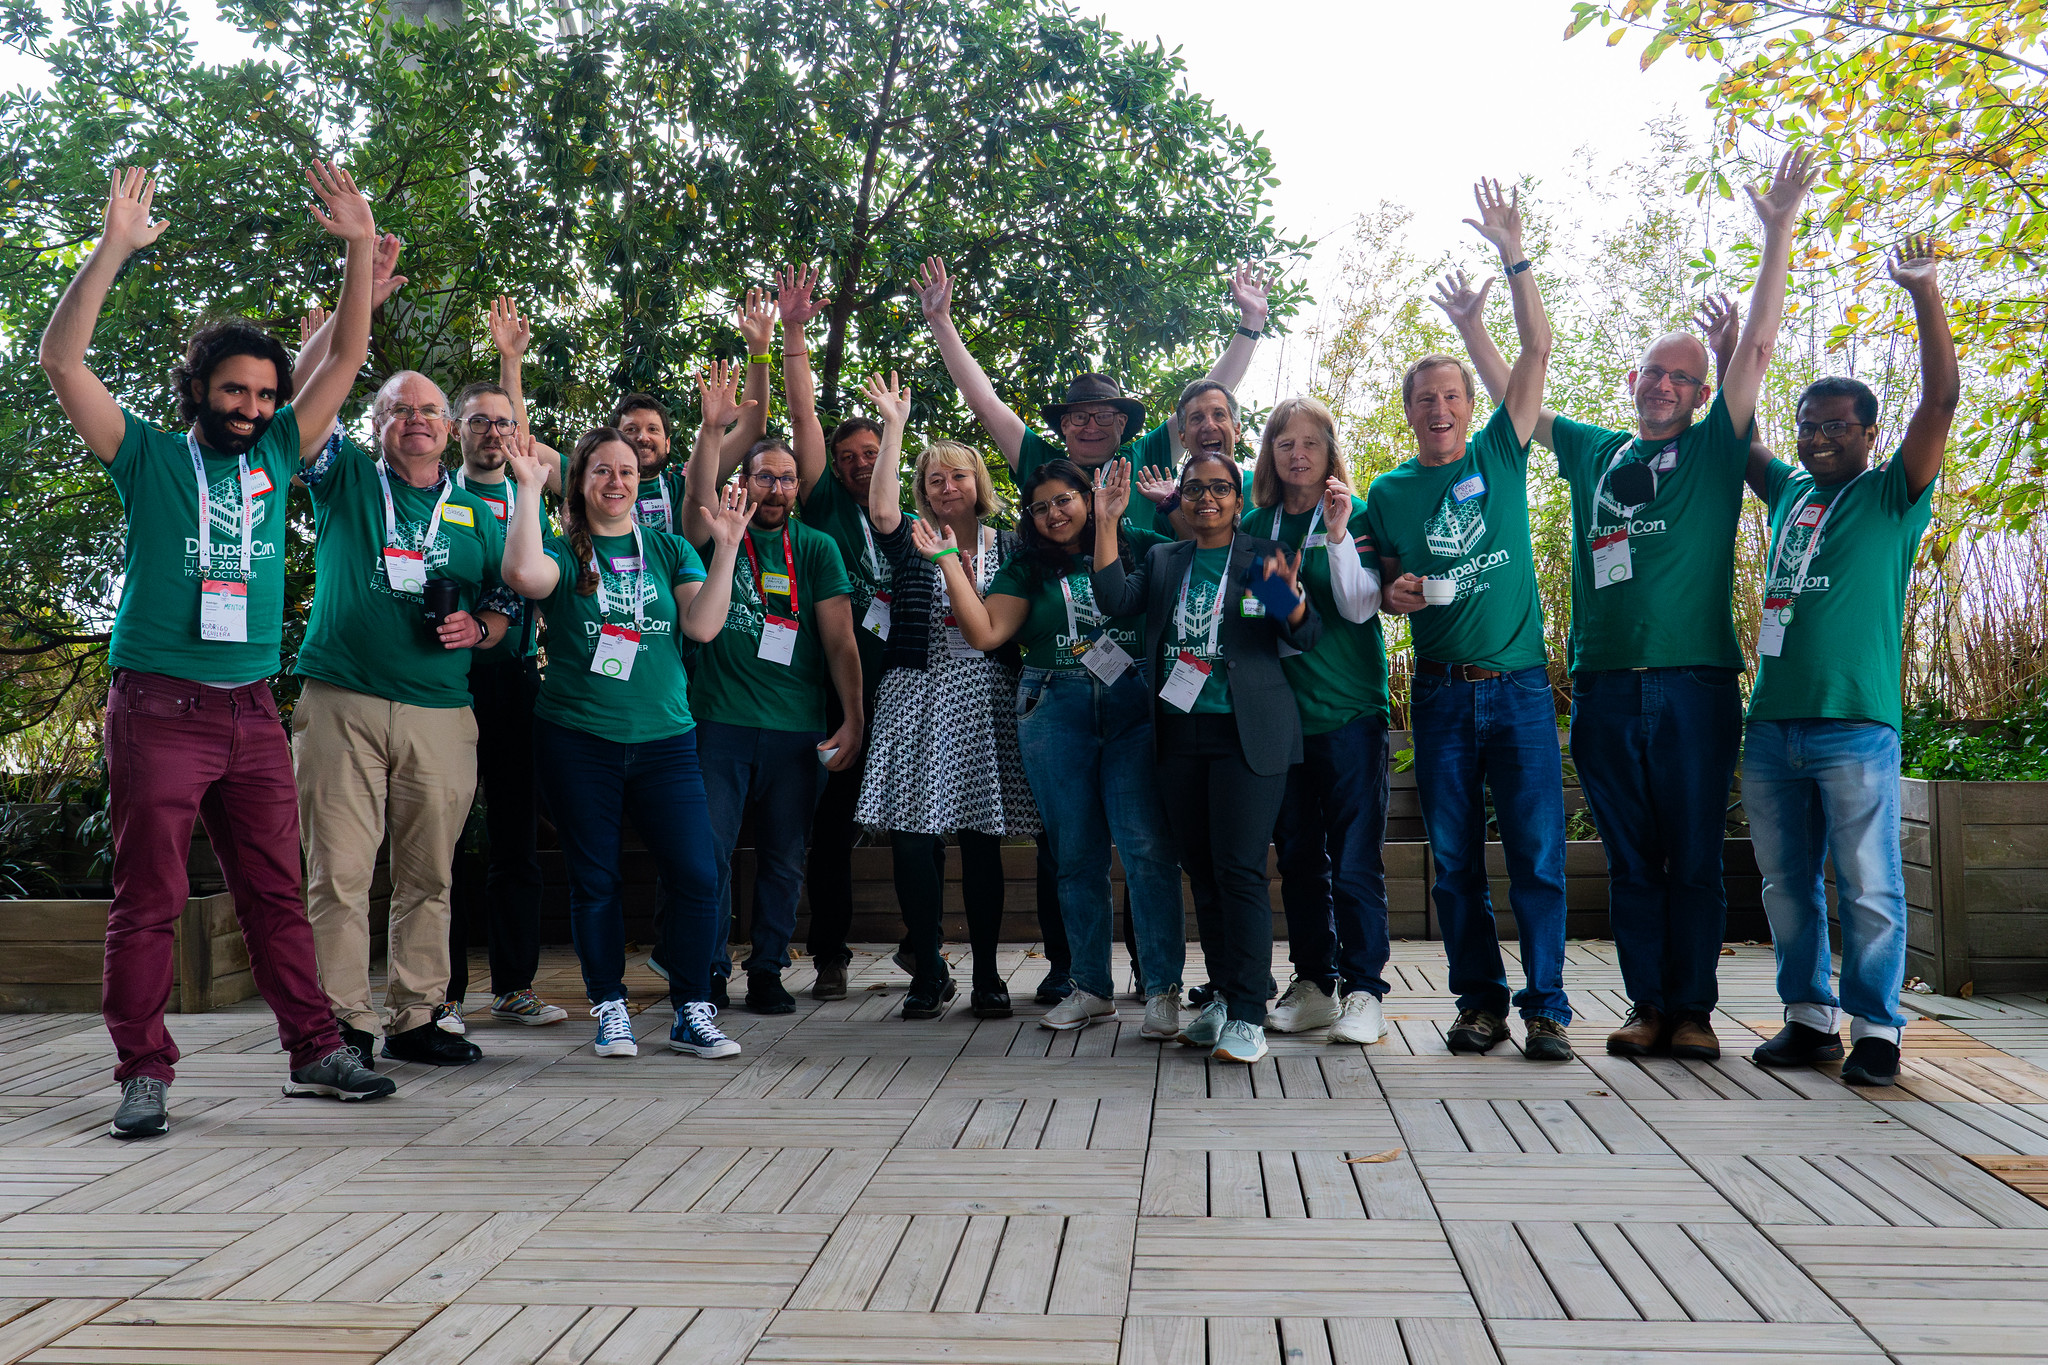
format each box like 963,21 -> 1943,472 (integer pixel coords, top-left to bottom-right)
798,471 -> 902,688
687,520 -> 852,733
454,455 -> 563,664
987,528 -> 1169,672
1170,545 -> 1235,714
1362,407 -> 1547,673
296,437 -> 509,709
1747,454 -> 1933,731
105,407 -> 302,686
1018,419 -> 1175,482
534,529 -> 706,744
631,465 -> 688,534
1243,495 -> 1390,734
1551,395 -> 1749,673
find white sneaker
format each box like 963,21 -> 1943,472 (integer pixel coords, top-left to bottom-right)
1327,990 -> 1385,1044
432,1001 -> 467,1035
591,1000 -> 639,1058
1041,989 -> 1116,1031
1265,978 -> 1339,1033
1140,986 -> 1184,1041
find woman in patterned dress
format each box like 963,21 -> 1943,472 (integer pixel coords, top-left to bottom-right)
854,375 -> 1040,1021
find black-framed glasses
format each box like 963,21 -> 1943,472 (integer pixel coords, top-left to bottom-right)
464,416 -> 518,435
1637,365 -> 1703,390
383,403 -> 446,422
1181,479 -> 1237,502
1061,409 -> 1126,429
749,471 -> 800,490
1796,420 -> 1869,440
1026,491 -> 1085,520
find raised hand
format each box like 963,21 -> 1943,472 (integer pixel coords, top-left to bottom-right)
300,304 -> 328,347
1886,232 -> 1940,299
101,166 -> 166,258
488,295 -> 531,358
505,432 -> 547,488
370,233 -> 408,306
1746,145 -> 1818,233
1462,177 -> 1524,262
1134,463 -> 1178,506
1230,263 -> 1272,332
860,372 -> 912,429
736,287 -> 775,356
305,160 -> 377,244
775,263 -> 832,329
909,516 -> 958,563
705,477 -> 755,550
697,359 -> 755,431
1321,477 -> 1352,544
1430,269 -> 1494,330
1093,458 -> 1133,524
1693,292 -> 1739,359
913,256 -> 953,324
1262,546 -> 1302,593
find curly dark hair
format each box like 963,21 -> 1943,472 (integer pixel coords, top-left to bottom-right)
562,427 -> 636,597
1014,458 -> 1135,585
170,319 -> 295,425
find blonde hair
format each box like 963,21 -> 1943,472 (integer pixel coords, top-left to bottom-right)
911,440 -> 1000,522
1251,396 -> 1349,510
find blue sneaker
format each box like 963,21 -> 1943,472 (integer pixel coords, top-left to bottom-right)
591,1000 -> 638,1058
1176,999 -> 1227,1049
1212,1018 -> 1269,1064
670,1001 -> 741,1059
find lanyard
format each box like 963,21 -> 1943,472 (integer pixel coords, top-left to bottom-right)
187,433 -> 253,576
590,524 -> 648,630
1778,469 -> 1874,596
1598,437 -> 1676,513
742,527 -> 798,615
857,510 -> 883,580
376,459 -> 453,553
455,467 -> 514,522
1057,570 -> 1103,641
1175,555 -> 1225,655
642,474 -> 673,532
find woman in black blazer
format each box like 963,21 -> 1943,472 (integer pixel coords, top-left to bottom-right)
1090,455 -> 1321,1064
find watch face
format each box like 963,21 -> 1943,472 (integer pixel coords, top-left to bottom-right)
1610,461 -> 1657,507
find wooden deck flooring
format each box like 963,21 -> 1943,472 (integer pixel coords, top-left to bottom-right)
0,940 -> 2046,1363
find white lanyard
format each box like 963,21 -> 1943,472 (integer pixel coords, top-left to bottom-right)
1175,556 -> 1225,655
1057,571 -> 1103,640
1598,438 -> 1676,513
639,475 -> 673,532
590,523 -> 649,630
376,458 -> 453,553
455,467 -> 514,522
187,433 -> 253,577
858,510 -> 882,580
1779,469 -> 1874,596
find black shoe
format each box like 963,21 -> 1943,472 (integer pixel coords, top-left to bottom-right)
972,985 -> 1013,1019
381,1021 -> 482,1066
902,979 -> 957,1020
1840,1037 -> 1900,1087
1033,971 -> 1073,1006
1751,1021 -> 1844,1068
812,962 -> 849,1001
1446,1008 -> 1511,1054
109,1076 -> 169,1140
1523,1017 -> 1575,1061
1186,983 -> 1218,1009
708,975 -> 730,1009
747,971 -> 796,1015
339,1024 -> 378,1073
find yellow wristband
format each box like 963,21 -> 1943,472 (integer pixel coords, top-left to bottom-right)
749,353 -> 772,366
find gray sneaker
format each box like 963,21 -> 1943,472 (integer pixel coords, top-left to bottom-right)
109,1076 -> 169,1139
284,1047 -> 399,1101
1140,986 -> 1184,1041
1176,998 -> 1227,1050
1212,1018 -> 1270,1064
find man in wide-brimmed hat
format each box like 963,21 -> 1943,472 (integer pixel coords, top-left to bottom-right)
911,256 -> 1271,482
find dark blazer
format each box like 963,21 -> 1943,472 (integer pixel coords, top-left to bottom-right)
1092,532 -> 1322,777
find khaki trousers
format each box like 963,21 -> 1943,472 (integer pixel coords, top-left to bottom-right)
293,679 -> 478,1035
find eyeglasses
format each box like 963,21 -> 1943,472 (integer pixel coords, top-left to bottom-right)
1180,480 -> 1237,503
464,416 -> 518,435
1796,420 -> 1869,440
1027,491 -> 1085,520
1637,366 -> 1703,390
383,404 -> 446,423
1061,409 -> 1126,429
749,471 -> 800,490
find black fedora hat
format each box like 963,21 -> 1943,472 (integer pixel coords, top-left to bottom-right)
1041,373 -> 1146,433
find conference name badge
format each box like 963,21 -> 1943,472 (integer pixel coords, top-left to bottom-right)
1301,533 -> 1328,549
1591,528 -> 1632,587
1081,635 -> 1133,686
481,496 -> 509,522
1452,473 -> 1486,503
634,498 -> 666,526
861,591 -> 892,641
591,623 -> 640,679
761,572 -> 792,597
606,554 -> 643,574
1239,592 -> 1266,618
199,578 -> 248,642
758,614 -> 799,665
1160,650 -> 1211,712
240,469 -> 274,499
441,504 -> 476,527
1758,596 -> 1794,657
942,615 -> 981,659
382,546 -> 427,595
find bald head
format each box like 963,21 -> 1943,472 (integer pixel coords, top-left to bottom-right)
374,370 -> 451,461
1627,333 -> 1713,440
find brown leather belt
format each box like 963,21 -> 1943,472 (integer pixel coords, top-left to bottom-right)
1415,658 -> 1505,682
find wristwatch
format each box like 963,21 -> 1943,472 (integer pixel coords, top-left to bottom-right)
1506,259 -> 1533,276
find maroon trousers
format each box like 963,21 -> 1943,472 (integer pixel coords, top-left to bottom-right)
103,670 -> 340,1082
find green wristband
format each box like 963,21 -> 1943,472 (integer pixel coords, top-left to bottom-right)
932,547 -> 960,560
748,352 -> 772,365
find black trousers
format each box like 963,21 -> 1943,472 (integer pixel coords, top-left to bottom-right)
450,655 -> 545,1001
894,829 -> 1006,989
1155,712 -> 1286,1025
804,680 -> 872,968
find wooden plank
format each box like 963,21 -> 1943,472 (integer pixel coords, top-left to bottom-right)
1046,1215 -> 1135,1316
1516,1220 -> 1639,1319
1620,1223 -> 1760,1320
980,1215 -> 1061,1313
785,1214 -> 908,1311
1443,1221 -> 1563,1318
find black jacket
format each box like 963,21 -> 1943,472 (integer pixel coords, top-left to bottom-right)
873,517 -> 1022,675
1092,533 -> 1322,777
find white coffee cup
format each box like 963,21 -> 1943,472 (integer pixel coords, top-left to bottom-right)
818,746 -> 839,765
1421,577 -> 1457,607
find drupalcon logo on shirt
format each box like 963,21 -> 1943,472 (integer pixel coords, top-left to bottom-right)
368,519 -> 454,598
1424,483 -> 1486,560
1772,513 -> 1833,596
180,473 -> 275,579
724,560 -> 767,638
586,575 -> 670,636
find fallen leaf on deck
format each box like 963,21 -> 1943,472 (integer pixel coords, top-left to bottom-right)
1345,1147 -> 1404,1164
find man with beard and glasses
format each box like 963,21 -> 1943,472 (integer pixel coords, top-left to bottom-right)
294,367 -> 521,1070
681,363 -> 865,1014
39,162 -> 397,1140
1437,148 -> 1817,1063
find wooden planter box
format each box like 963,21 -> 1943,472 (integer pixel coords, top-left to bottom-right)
0,894 -> 256,1013
1900,778 -> 2048,995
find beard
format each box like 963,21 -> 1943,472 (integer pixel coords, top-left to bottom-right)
197,405 -> 271,456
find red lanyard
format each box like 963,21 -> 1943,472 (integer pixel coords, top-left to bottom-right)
741,527 -> 798,614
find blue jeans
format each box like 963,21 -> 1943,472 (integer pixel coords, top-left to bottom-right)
1274,715 -> 1392,999
534,718 -> 718,1007
1570,667 -> 1742,1019
1015,668 -> 1186,1002
1741,719 -> 1908,1036
697,721 -> 826,978
1411,664 -> 1571,1024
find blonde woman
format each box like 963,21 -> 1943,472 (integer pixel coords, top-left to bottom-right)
855,376 -> 1039,1020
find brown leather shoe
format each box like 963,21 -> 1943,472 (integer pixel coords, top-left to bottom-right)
811,962 -> 848,1001
1669,1016 -> 1721,1061
1606,1004 -> 1666,1057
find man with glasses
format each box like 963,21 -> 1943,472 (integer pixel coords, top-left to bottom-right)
294,370 -> 522,1069
1435,149 -> 1817,1062
681,396 -> 864,1013
1742,235 -> 1955,1088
